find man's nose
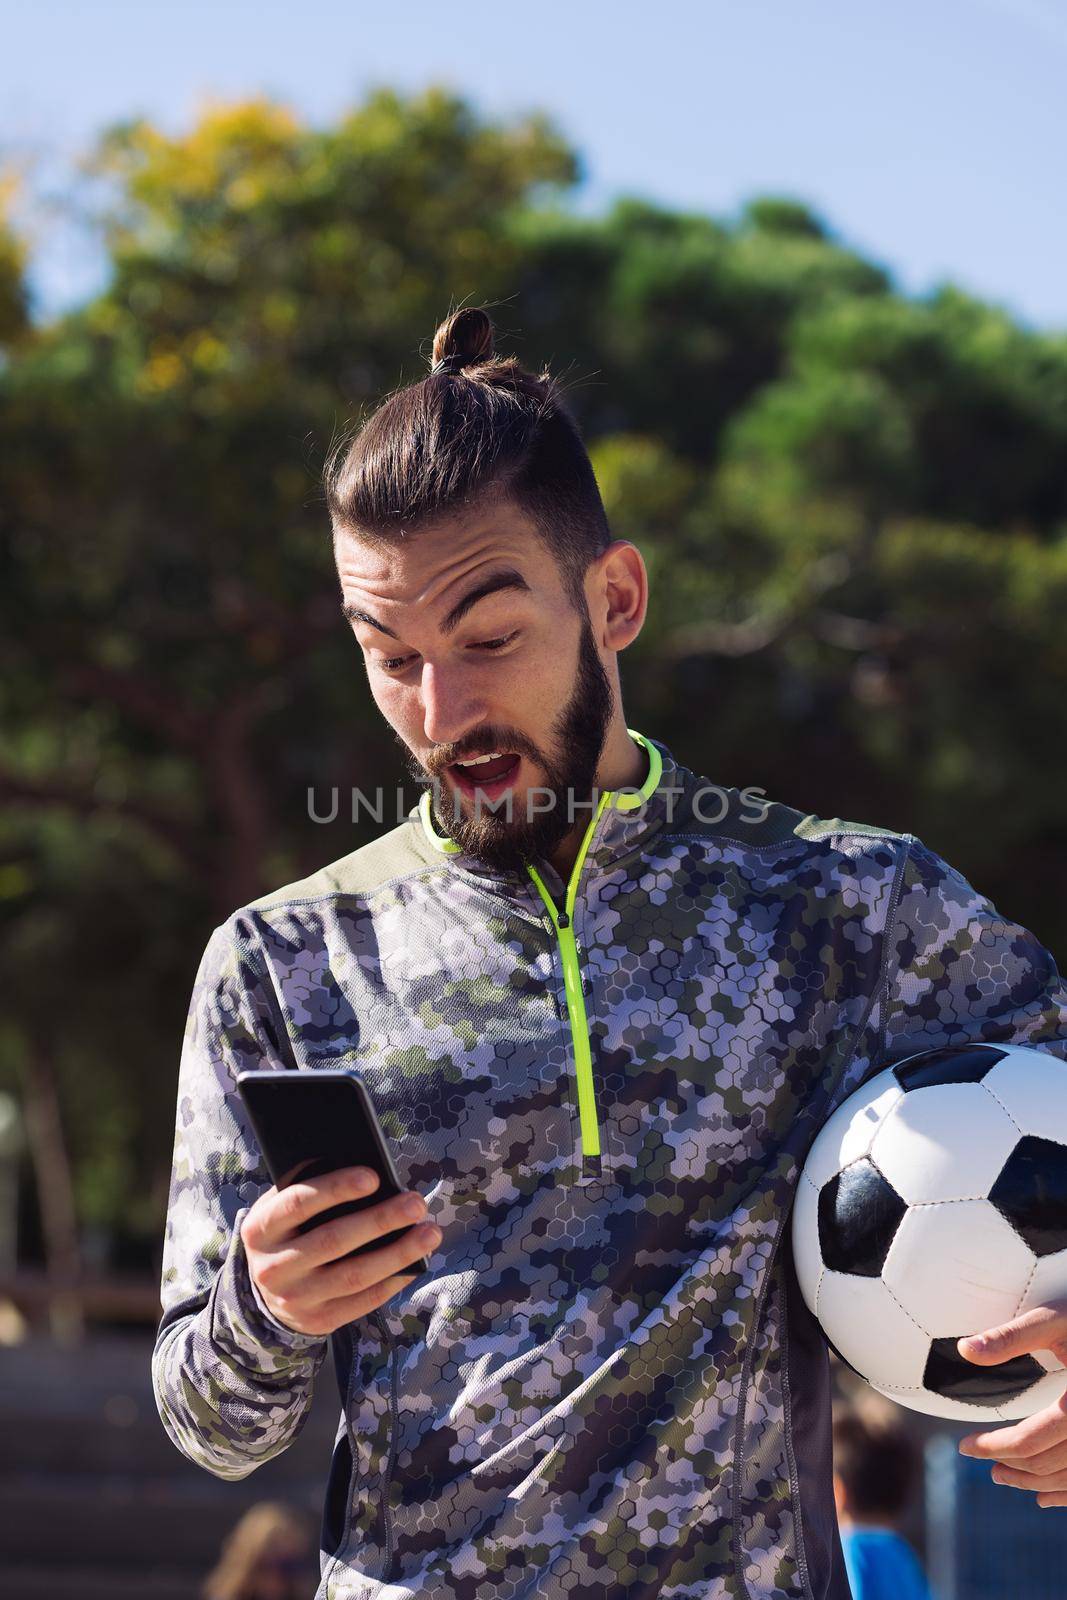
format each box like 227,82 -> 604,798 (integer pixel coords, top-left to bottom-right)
420,661 -> 488,749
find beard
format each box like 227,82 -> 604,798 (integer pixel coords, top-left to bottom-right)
401,609 -> 615,874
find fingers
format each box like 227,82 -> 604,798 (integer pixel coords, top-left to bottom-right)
245,1166 -> 382,1250
960,1392 -> 1067,1460
990,1459 -> 1067,1502
315,1215 -> 441,1304
247,1187 -> 430,1301
298,1187 -> 430,1270
314,1268 -> 436,1330
240,1169 -> 443,1336
991,1462 -> 1067,1493
965,1387 -> 1067,1508
269,1223 -> 439,1336
957,1305 -> 1067,1365
992,1438 -> 1067,1475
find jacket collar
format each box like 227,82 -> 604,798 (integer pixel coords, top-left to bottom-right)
413,729 -> 680,893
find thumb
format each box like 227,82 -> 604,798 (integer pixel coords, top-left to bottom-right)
957,1304 -> 1067,1365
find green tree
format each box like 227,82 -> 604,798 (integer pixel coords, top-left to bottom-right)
2,88 -> 1065,1268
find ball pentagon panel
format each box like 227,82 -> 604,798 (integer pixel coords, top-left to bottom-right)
817,1159 -> 906,1277
892,1043 -> 1006,1092
989,1135 -> 1067,1257
923,1337 -> 1044,1408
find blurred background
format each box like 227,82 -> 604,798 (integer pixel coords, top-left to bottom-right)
1,1 -> 1065,1595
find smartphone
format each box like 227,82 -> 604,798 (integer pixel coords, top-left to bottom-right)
235,1068 -> 431,1282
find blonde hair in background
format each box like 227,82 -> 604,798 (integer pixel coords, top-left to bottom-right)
201,1500 -> 314,1600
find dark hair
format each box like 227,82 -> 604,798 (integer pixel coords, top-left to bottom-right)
832,1406 -> 919,1521
324,305 -> 612,609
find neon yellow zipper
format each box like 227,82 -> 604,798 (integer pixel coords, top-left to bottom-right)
417,729 -> 663,1164
527,789 -> 612,1159
525,731 -> 663,1161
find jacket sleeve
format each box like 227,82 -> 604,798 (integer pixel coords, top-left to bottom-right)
882,835 -> 1067,1064
151,916 -> 330,1481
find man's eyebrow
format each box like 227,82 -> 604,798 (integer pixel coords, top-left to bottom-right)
342,569 -> 532,639
342,604 -> 400,639
439,570 -> 531,632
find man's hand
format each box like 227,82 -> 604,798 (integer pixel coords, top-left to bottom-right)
956,1305 -> 1067,1506
239,1166 -> 442,1336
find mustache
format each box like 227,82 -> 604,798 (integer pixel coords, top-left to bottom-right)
418,733 -> 541,777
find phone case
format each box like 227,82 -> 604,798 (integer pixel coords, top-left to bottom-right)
235,1068 -> 431,1281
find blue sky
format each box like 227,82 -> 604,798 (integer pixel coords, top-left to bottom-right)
4,0 -> 1066,331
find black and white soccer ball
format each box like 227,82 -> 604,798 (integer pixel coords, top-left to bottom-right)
793,1042 -> 1067,1420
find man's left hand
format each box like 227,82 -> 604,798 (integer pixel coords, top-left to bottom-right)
956,1305 -> 1067,1506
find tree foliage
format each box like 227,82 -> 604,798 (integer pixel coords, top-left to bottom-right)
2,86 -> 1065,1261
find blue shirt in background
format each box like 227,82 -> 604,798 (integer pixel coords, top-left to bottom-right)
840,1526 -> 933,1600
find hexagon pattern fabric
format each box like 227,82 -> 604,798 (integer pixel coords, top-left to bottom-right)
152,735 -> 1067,1599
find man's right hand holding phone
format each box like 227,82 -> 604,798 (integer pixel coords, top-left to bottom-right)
240,1166 -> 441,1335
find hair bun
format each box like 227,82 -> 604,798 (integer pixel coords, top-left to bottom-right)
429,306 -> 495,377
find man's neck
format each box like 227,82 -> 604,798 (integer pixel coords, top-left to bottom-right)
545,722 -> 648,883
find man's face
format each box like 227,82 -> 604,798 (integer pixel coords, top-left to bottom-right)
335,499 -> 615,873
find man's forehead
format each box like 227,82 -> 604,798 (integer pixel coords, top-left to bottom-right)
335,507 -> 551,608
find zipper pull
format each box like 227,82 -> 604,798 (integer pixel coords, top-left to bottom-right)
557,910 -> 570,929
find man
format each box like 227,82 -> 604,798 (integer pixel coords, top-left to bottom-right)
153,307 -> 1067,1599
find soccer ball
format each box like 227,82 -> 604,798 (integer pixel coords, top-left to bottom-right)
792,1042 -> 1067,1420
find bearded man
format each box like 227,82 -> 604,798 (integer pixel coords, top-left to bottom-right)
153,307 -> 1067,1600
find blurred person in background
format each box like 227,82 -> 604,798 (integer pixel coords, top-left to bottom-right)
832,1403 -> 933,1600
202,1501 -> 316,1600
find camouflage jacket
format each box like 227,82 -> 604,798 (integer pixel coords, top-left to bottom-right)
152,731 -> 1067,1599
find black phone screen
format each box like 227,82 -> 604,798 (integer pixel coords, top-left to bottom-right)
236,1069 -> 429,1275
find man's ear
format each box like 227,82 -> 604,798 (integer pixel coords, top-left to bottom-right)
590,540 -> 647,653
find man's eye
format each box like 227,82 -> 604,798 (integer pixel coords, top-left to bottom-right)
470,631 -> 519,653
377,632 -> 519,673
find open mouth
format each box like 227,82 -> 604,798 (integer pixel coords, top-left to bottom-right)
446,750 -> 522,800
